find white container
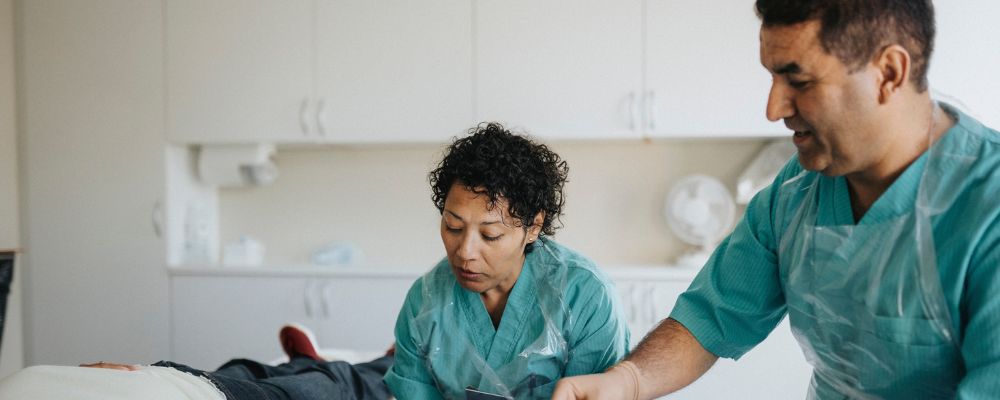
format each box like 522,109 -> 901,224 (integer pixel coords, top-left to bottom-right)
222,235 -> 265,267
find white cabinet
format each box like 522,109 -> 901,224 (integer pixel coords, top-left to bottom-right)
314,0 -> 474,143
167,0 -> 473,144
931,0 -> 1000,129
172,276 -> 309,369
672,318 -> 811,399
166,0 -> 316,143
19,0 -> 170,364
166,0 -> 796,143
645,0 -> 785,137
475,0 -> 645,140
614,277 -> 811,400
171,272 -> 413,369
474,0 -> 784,140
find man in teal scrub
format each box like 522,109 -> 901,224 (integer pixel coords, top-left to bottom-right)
553,1 -> 1000,399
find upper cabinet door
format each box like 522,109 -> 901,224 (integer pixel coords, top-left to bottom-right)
314,0 -> 474,143
166,0 -> 315,143
931,0 -> 1000,129
645,0 -> 785,138
475,0 -> 644,140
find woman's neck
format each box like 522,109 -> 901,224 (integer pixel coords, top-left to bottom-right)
480,256 -> 526,328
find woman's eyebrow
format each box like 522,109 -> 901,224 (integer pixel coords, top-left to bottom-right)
443,210 -> 463,221
444,210 -> 502,225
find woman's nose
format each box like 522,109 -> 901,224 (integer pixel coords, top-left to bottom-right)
455,233 -> 479,261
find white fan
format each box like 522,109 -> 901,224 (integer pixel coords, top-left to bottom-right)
664,175 -> 736,268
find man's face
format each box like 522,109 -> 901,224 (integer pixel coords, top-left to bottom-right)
760,20 -> 886,176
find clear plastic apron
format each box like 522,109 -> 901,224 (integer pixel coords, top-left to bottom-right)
407,239 -> 570,399
776,130 -> 966,399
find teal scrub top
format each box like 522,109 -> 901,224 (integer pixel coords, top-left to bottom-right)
384,238 -> 630,399
670,104 -> 1000,398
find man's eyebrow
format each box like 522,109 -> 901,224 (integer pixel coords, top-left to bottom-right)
774,62 -> 802,75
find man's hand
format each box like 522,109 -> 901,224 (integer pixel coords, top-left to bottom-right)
551,365 -> 637,400
79,361 -> 139,371
552,318 -> 719,399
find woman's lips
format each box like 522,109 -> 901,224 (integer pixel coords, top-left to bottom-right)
455,268 -> 483,280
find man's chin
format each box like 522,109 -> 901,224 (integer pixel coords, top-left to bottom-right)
800,160 -> 842,177
796,152 -> 832,174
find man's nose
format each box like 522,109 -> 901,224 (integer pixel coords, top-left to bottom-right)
766,82 -> 795,122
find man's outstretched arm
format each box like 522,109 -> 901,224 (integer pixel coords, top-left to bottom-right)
552,318 -> 717,399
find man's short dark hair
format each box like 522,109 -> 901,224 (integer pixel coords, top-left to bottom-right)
430,122 -> 568,252
755,0 -> 935,92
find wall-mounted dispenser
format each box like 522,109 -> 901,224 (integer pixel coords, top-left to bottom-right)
197,143 -> 278,187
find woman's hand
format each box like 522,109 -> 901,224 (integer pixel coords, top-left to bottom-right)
79,361 -> 140,371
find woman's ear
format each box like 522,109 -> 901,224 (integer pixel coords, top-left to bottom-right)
875,44 -> 911,103
529,212 -> 545,241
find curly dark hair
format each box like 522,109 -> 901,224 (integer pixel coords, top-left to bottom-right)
755,0 -> 935,92
430,122 -> 568,253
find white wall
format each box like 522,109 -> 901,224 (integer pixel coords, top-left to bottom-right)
219,139 -> 765,268
0,0 -> 24,378
0,0 -> 16,248
18,0 -> 169,366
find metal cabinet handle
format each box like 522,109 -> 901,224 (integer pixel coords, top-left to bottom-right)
316,98 -> 327,137
304,281 -> 315,318
299,98 -> 312,135
319,281 -> 331,318
628,92 -> 638,131
151,200 -> 163,238
645,284 -> 657,324
646,90 -> 657,132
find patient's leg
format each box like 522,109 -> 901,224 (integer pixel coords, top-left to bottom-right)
154,324 -> 394,399
153,355 -> 394,400
211,356 -> 321,380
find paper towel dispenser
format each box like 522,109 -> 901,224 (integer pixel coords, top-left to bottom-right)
197,143 -> 278,187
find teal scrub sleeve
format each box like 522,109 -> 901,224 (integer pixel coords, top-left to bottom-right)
562,270 -> 631,377
668,162 -> 794,360
958,214 -> 1000,398
383,280 -> 444,400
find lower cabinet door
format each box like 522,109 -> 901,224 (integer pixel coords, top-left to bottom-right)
171,275 -> 415,370
613,278 -> 812,400
307,278 -> 415,353
172,276 -> 313,369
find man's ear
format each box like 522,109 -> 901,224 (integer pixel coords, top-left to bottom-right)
875,44 -> 911,103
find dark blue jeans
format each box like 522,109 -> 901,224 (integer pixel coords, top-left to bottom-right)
154,355 -> 393,400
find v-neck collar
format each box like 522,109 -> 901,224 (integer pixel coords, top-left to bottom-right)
458,258 -> 537,368
827,150 -> 929,226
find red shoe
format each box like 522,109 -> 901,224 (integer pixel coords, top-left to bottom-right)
279,323 -> 325,362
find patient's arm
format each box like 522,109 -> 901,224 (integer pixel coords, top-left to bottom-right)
79,361 -> 139,371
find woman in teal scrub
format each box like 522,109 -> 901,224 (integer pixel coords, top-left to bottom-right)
383,123 -> 630,399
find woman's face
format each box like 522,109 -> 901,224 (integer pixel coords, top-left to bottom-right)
440,183 -> 540,298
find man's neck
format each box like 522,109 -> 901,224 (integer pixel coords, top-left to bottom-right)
845,100 -> 953,222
